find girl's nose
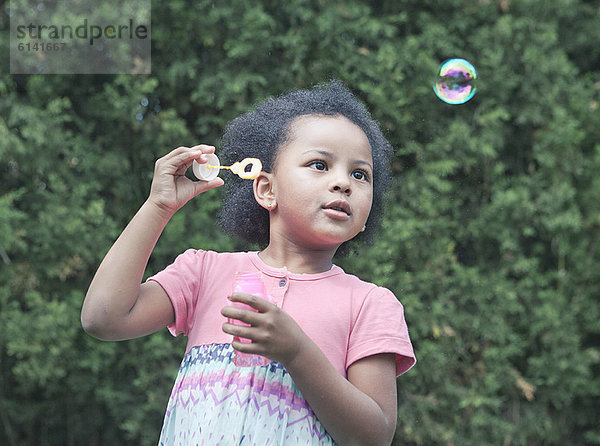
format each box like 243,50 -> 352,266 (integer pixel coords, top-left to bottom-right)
330,172 -> 351,195
333,185 -> 351,195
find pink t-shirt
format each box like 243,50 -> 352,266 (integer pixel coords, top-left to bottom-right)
148,249 -> 415,377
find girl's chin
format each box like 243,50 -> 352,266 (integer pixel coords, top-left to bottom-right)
307,229 -> 358,248
283,221 -> 359,248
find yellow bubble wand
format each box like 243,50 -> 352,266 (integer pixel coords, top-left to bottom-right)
193,154 -> 262,181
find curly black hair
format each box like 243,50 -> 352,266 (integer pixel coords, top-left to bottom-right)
217,80 -> 393,256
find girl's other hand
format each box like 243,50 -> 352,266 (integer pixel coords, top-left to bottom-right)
221,292 -> 308,366
148,145 -> 224,215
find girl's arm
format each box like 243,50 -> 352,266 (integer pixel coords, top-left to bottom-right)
286,338 -> 398,446
81,145 -> 223,341
222,293 -> 398,446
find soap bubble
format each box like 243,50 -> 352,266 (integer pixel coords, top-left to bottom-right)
433,59 -> 477,104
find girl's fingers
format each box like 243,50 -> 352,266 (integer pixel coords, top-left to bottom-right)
163,145 -> 215,160
222,322 -> 256,341
189,144 -> 216,154
231,337 -> 259,354
169,149 -> 207,170
158,145 -> 215,171
221,304 -> 261,325
155,151 -> 201,176
228,292 -> 273,312
192,177 -> 224,194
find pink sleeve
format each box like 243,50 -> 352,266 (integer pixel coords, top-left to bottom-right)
347,287 -> 416,376
146,249 -> 205,337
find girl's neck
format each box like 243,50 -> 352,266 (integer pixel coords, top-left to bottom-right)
258,244 -> 336,274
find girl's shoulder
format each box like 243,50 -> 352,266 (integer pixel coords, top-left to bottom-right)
332,267 -> 390,292
326,268 -> 400,307
169,248 -> 252,265
151,249 -> 255,282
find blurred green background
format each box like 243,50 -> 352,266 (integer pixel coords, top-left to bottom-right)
1,0 -> 599,444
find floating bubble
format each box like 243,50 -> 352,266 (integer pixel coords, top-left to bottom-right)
433,58 -> 477,104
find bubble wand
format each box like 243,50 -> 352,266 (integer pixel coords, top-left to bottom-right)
193,154 -> 262,181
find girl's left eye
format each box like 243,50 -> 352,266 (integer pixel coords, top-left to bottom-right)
352,170 -> 369,181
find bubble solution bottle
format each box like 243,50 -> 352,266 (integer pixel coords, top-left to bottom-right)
228,272 -> 272,367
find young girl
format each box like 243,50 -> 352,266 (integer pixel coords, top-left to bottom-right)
81,81 -> 416,445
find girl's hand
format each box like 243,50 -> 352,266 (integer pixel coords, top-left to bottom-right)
148,145 -> 224,215
221,292 -> 308,366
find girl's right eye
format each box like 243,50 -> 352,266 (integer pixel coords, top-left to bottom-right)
309,161 -> 327,171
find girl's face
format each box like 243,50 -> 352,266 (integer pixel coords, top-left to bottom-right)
266,114 -> 373,251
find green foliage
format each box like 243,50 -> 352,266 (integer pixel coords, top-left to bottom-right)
1,0 -> 599,444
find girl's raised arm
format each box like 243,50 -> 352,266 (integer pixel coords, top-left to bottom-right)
81,145 -> 223,341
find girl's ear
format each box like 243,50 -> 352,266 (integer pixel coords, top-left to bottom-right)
253,171 -> 277,211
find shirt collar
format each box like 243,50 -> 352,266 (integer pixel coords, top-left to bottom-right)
248,251 -> 343,281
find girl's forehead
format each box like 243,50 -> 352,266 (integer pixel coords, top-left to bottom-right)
270,114 -> 372,170
288,113 -> 357,132
285,114 -> 370,149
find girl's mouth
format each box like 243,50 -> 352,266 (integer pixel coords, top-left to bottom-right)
322,200 -> 352,219
322,208 -> 351,220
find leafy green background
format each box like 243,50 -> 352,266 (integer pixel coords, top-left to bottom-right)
1,0 -> 599,444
